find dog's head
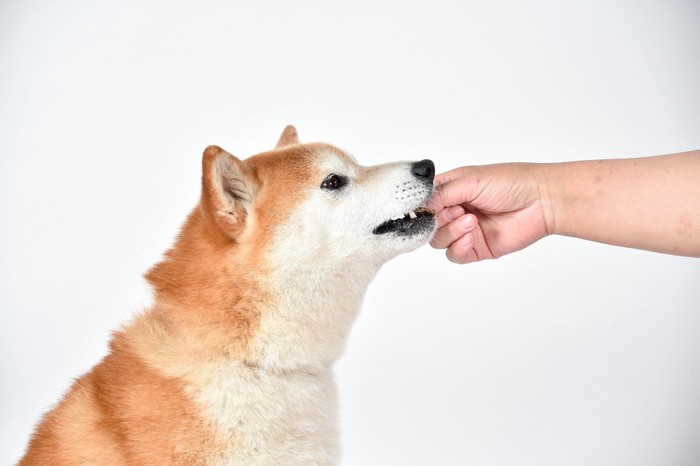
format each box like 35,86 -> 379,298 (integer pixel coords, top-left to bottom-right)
146,126 -> 436,370
201,125 -> 436,267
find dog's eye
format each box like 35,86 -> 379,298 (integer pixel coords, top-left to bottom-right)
321,174 -> 347,191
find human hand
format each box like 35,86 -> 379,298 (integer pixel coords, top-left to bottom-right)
428,163 -> 552,263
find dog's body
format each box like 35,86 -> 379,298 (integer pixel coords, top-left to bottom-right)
20,127 -> 436,465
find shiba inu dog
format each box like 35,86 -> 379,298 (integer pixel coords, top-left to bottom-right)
19,126 -> 436,465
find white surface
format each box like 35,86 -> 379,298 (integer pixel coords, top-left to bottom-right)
1,1 -> 699,465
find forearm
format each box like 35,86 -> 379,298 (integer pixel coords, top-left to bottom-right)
537,151 -> 700,257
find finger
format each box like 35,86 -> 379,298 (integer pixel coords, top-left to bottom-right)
434,166 -> 471,187
466,218 -> 495,261
445,216 -> 497,264
427,174 -> 479,213
446,232 -> 479,264
436,205 -> 466,228
430,214 -> 478,249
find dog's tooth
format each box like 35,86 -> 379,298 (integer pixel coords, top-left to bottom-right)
408,210 -> 417,219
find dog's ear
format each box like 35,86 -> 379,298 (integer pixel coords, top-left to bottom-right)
201,145 -> 257,238
274,125 -> 299,149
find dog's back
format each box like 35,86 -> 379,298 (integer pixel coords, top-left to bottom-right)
20,333 -> 213,465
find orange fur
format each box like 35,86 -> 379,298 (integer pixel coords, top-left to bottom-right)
20,334 -> 216,465
274,125 -> 299,148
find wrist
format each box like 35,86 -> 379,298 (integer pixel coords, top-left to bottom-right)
530,162 -> 565,237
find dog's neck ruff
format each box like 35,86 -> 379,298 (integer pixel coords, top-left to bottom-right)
248,259 -> 381,372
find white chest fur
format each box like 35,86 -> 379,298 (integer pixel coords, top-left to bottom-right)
186,361 -> 339,465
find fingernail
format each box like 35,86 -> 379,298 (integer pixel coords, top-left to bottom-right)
459,215 -> 475,229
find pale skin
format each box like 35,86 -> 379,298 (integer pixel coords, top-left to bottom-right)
428,150 -> 700,263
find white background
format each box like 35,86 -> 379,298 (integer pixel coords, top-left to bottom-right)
1,1 -> 699,465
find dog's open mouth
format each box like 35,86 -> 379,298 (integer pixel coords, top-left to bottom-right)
373,207 -> 436,236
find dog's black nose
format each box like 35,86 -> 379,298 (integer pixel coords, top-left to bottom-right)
411,159 -> 435,183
